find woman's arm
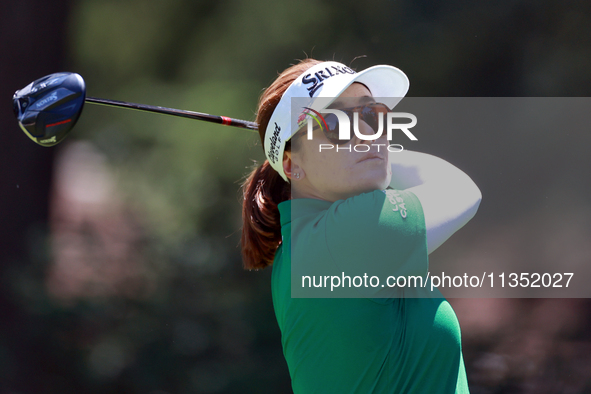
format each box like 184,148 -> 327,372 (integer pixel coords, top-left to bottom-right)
389,150 -> 482,254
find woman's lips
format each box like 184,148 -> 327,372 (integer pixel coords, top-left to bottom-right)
357,154 -> 385,163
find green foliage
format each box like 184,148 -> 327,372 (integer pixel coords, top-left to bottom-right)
68,0 -> 333,258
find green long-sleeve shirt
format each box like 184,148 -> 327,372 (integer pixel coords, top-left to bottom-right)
271,190 -> 469,393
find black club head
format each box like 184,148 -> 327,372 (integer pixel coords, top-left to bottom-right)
13,72 -> 86,147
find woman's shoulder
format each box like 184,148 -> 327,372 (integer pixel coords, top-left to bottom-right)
329,189 -> 424,227
280,189 -> 425,237
294,189 -> 429,298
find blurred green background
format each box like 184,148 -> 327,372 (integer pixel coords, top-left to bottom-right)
1,0 -> 591,393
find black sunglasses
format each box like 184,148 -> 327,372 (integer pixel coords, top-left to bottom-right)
295,102 -> 391,145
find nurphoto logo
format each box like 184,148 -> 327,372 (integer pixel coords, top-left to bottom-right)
296,103 -> 418,152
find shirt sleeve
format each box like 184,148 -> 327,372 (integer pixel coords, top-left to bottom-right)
323,189 -> 429,298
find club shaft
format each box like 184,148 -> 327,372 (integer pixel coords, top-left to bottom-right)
85,96 -> 259,131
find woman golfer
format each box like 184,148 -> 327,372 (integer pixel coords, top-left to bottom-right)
241,59 -> 481,393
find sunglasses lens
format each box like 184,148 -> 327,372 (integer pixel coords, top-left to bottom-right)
319,103 -> 390,145
361,105 -> 377,130
323,113 -> 348,145
361,104 -> 389,136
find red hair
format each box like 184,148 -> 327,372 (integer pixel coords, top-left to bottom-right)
241,58 -> 322,270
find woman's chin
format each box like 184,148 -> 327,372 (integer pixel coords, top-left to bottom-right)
352,177 -> 390,195
357,169 -> 390,190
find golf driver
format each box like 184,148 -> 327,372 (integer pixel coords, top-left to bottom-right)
12,72 -> 259,147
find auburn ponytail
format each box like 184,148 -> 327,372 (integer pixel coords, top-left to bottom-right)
241,58 -> 322,270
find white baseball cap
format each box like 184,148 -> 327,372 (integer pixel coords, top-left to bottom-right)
264,60 -> 410,181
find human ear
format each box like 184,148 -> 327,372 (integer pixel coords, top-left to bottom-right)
283,151 -> 293,180
283,151 -> 304,181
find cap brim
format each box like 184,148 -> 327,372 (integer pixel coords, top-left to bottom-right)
323,65 -> 410,109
